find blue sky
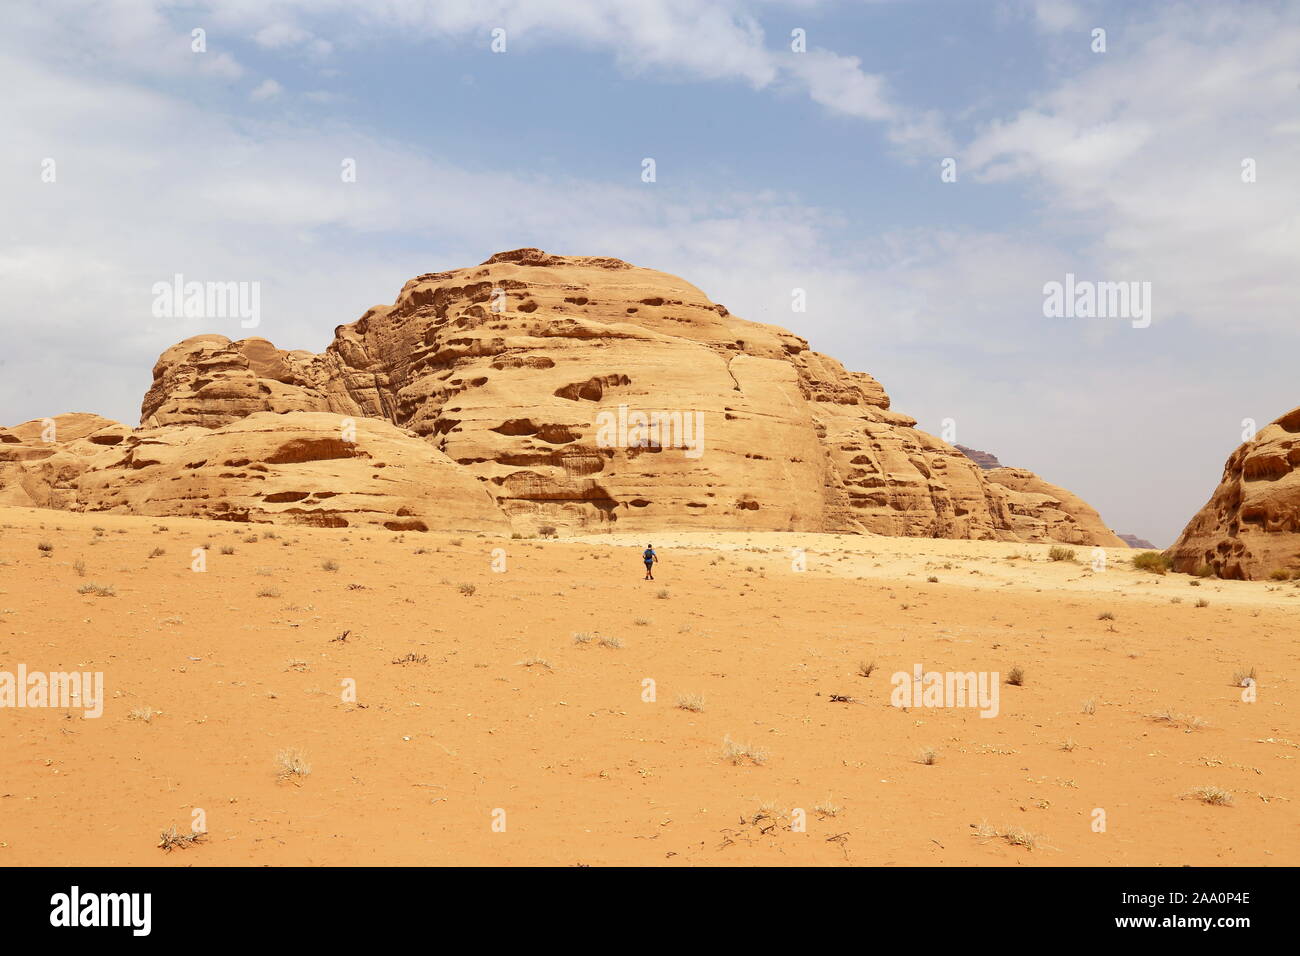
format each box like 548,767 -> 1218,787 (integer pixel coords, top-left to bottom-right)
3,0 -> 1299,546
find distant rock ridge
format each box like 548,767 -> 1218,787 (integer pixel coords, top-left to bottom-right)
1119,534 -> 1158,550
954,445 -> 1003,470
1,248 -> 1122,543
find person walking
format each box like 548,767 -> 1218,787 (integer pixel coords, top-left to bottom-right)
643,544 -> 658,581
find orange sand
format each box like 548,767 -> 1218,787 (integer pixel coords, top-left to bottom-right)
1,508 -> 1296,865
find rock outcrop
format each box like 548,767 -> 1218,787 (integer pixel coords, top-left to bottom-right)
141,335 -> 331,429
133,250 -> 1027,536
955,445 -> 1003,470
1,412 -> 507,532
982,467 -> 1126,547
3,249 -> 1124,541
0,413 -> 132,509
1167,406 -> 1300,579
1119,534 -> 1157,550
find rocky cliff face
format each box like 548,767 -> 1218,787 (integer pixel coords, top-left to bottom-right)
983,468 -> 1126,547
1167,405 -> 1300,579
3,249 -> 1124,541
1,411 -> 505,532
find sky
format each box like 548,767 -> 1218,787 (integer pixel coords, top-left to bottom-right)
2,0 -> 1298,547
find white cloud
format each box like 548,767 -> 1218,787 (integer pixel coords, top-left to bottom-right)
1028,0 -> 1084,34
178,0 -> 948,152
249,78 -> 283,101
254,22 -> 311,49
965,3 -> 1300,332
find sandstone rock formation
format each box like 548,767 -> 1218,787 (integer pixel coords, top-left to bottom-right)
1119,534 -> 1157,550
982,467 -> 1126,547
1,412 -> 506,532
3,249 -> 1124,542
133,249 -> 1027,536
0,413 -> 132,509
1167,406 -> 1300,579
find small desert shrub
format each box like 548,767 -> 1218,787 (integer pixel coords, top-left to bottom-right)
656,588 -> 669,599
158,826 -> 206,852
926,575 -> 939,583
633,618 -> 649,626
511,532 -> 523,539
78,583 -> 115,597
1232,666 -> 1257,686
516,656 -> 552,670
974,822 -> 1041,850
321,559 -> 339,572
1195,598 -> 1209,608
1048,546 -> 1075,562
1132,551 -> 1171,574
391,653 -> 428,665
722,735 -> 768,766
1061,738 -> 1077,752
1147,709 -> 1206,732
263,530 -> 279,540
598,635 -> 623,649
1081,698 -> 1096,715
458,583 -> 476,596
918,748 -> 937,765
220,545 -> 235,555
449,538 -> 463,547
148,547 -> 165,559
285,659 -> 309,672
675,693 -> 705,713
1269,569 -> 1291,581
857,660 -> 876,678
572,631 -> 594,645
1097,611 -> 1115,621
73,559 -> 86,577
243,534 -> 259,543
813,800 -> 842,818
1194,562 -> 1215,578
1006,665 -> 1025,686
128,706 -> 159,722
37,541 -> 53,553
257,586 -> 280,598
275,748 -> 311,780
1184,786 -> 1232,807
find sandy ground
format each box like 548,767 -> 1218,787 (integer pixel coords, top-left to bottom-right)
1,506 -> 1296,866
